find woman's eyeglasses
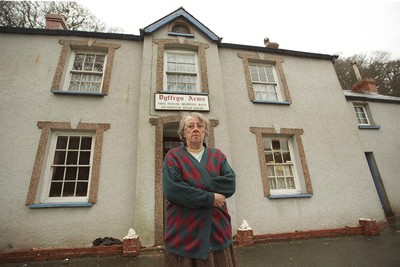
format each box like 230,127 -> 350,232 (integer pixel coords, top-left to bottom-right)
185,123 -> 205,131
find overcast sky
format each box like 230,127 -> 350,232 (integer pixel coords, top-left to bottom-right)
77,0 -> 400,59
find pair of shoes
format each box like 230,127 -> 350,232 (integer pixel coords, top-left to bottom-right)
92,237 -> 122,246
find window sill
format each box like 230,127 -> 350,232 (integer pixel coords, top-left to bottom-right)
252,100 -> 291,105
168,32 -> 195,38
28,202 -> 93,209
159,91 -> 208,95
51,90 -> 105,97
358,125 -> 381,130
268,194 -> 313,199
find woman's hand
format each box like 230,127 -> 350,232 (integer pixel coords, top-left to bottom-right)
213,193 -> 226,208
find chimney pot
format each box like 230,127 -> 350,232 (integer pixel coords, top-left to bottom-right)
45,14 -> 69,30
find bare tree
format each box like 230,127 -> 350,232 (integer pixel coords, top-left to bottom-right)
334,51 -> 400,97
0,1 -> 123,32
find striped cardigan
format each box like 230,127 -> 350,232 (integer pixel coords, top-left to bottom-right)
162,145 -> 236,260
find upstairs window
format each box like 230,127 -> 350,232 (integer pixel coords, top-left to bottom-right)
250,64 -> 282,102
164,51 -> 199,93
51,39 -> 121,96
239,53 -> 291,104
67,52 -> 106,93
354,104 -> 370,125
353,103 -> 380,129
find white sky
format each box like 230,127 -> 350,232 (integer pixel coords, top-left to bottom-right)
76,0 -> 400,59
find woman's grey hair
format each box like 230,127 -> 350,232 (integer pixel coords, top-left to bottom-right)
177,112 -> 210,141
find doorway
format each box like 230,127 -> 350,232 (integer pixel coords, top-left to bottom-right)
365,152 -> 394,218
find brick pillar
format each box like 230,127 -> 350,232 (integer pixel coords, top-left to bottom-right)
236,229 -> 254,247
359,218 -> 380,236
123,237 -> 141,256
122,228 -> 141,256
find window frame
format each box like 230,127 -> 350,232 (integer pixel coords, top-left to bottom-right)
250,63 -> 284,102
26,121 -> 110,207
250,127 -> 312,198
264,137 -> 301,195
354,104 -> 370,125
239,53 -> 291,104
40,132 -> 96,203
353,103 -> 381,129
51,39 -> 121,96
163,50 -> 200,93
155,39 -> 209,94
64,51 -> 108,93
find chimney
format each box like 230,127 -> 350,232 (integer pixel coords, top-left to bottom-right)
350,62 -> 378,93
45,14 -> 69,30
264,37 -> 279,49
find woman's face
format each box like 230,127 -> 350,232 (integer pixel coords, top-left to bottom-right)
184,116 -> 206,148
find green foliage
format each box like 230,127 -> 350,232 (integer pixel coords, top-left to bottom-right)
334,51 -> 400,97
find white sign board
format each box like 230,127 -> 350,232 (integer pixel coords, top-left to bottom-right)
155,93 -> 210,111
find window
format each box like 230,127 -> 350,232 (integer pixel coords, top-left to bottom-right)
155,39 -> 209,94
67,52 -> 106,93
44,134 -> 94,202
353,103 -> 380,129
354,104 -> 370,125
164,51 -> 199,93
250,64 -> 282,101
51,39 -> 121,96
251,127 -> 313,198
26,121 -> 110,207
239,53 -> 291,104
172,25 -> 190,34
265,138 -> 297,191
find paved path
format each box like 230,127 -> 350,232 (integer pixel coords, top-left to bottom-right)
2,225 -> 400,267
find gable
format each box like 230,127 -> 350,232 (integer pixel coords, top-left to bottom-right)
141,7 -> 220,42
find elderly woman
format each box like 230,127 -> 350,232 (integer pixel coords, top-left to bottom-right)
162,112 -> 238,267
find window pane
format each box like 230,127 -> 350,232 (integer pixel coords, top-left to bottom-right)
275,165 -> 284,176
81,137 -> 92,150
53,151 -> 66,164
76,182 -> 88,196
52,167 -> 64,181
62,182 -> 75,197
69,137 -> 80,149
49,182 -> 62,197
277,177 -> 286,189
269,178 -> 277,190
286,177 -> 295,189
267,165 -> 275,176
65,167 -> 77,180
79,151 -> 91,165
78,167 -> 90,180
66,151 -> 78,165
56,136 -> 68,149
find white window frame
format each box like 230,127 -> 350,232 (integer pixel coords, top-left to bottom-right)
264,137 -> 301,195
40,131 -> 95,203
354,104 -> 370,125
63,51 -> 107,93
163,50 -> 200,93
250,63 -> 283,102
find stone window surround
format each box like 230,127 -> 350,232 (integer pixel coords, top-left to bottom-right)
238,53 -> 291,102
51,39 -> 121,95
154,39 -> 209,93
26,121 -> 110,206
149,115 -> 219,246
250,127 -> 312,197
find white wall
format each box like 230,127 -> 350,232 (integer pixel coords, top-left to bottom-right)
219,48 -> 385,234
0,33 -> 143,249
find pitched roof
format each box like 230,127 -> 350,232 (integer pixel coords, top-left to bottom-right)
140,7 -> 220,42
